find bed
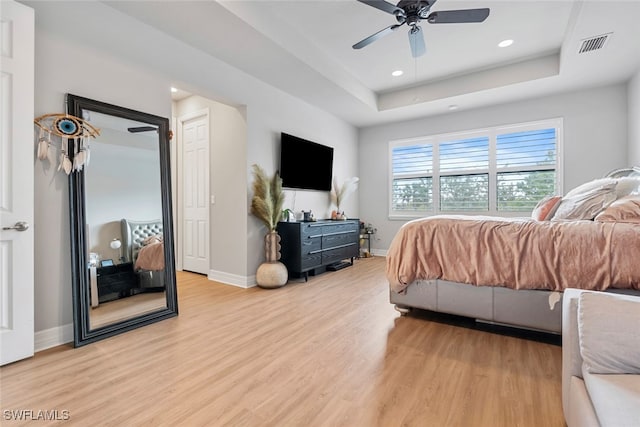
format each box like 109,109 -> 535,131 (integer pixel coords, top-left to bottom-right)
121,218 -> 166,290
388,168 -> 640,333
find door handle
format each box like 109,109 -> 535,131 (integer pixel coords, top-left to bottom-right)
2,221 -> 29,232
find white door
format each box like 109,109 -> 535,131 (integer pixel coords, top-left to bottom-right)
180,111 -> 209,274
0,0 -> 35,366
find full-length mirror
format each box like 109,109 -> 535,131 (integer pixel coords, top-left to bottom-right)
68,94 -> 177,347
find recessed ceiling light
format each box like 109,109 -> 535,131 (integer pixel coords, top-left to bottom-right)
448,105 -> 458,111
170,87 -> 178,93
391,70 -> 404,77
498,39 -> 514,48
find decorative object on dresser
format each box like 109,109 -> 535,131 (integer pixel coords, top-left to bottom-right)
250,164 -> 288,289
277,219 -> 359,281
330,176 -> 359,220
282,208 -> 295,222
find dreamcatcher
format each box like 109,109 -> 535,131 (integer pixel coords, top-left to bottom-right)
33,113 -> 100,174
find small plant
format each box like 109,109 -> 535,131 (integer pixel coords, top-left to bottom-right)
250,164 -> 284,232
282,208 -> 293,221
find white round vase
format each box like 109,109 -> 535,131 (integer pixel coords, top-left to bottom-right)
256,261 -> 288,289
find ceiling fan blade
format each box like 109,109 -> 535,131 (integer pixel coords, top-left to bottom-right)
408,26 -> 426,58
427,8 -> 490,24
356,0 -> 404,16
353,24 -> 403,50
128,126 -> 158,133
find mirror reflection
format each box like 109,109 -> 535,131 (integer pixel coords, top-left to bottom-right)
83,112 -> 167,329
68,94 -> 177,347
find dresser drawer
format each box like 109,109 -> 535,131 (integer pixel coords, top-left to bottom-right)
301,253 -> 322,270
301,237 -> 321,255
322,222 -> 358,235
322,233 -> 355,248
301,223 -> 324,238
322,243 -> 356,264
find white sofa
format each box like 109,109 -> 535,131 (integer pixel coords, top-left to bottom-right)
562,288 -> 640,427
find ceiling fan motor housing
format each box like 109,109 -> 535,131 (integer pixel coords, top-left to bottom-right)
396,0 -> 435,22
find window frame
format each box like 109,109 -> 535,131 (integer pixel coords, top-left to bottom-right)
388,118 -> 563,220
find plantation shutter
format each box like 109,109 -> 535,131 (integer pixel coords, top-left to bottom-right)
439,137 -> 489,211
391,143 -> 433,211
496,128 -> 557,211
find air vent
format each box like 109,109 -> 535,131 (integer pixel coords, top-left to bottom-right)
578,33 -> 611,54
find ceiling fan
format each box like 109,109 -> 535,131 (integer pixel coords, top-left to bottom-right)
353,0 -> 490,58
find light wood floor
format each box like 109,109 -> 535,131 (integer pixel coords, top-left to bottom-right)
90,292 -> 167,329
0,257 -> 563,426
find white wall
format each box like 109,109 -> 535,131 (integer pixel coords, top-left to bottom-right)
29,1 -> 358,333
629,69 -> 640,165
359,84 -> 629,252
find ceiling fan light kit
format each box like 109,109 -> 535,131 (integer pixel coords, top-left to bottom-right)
353,0 -> 490,58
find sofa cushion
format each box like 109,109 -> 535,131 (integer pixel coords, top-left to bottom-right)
578,292 -> 640,374
582,371 -> 640,427
567,376 -> 600,427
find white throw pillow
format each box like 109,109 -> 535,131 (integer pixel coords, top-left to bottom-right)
565,177 -> 617,198
615,176 -> 640,197
552,183 -> 617,220
578,292 -> 640,375
565,176 -> 640,199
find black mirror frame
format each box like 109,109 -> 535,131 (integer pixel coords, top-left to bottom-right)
67,94 -> 178,347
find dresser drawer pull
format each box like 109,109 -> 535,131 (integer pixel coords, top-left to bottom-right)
322,230 -> 357,237
321,242 -> 356,252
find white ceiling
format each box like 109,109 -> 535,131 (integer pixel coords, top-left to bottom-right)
106,0 -> 640,127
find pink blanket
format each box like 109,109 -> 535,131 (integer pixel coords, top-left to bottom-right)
135,242 -> 165,271
386,215 -> 640,293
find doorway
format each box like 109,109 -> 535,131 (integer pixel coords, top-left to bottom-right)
177,109 -> 210,275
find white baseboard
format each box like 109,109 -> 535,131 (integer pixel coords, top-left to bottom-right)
35,323 -> 73,352
208,270 -> 256,288
371,249 -> 388,257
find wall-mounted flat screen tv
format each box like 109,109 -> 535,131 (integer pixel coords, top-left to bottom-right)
280,133 -> 333,191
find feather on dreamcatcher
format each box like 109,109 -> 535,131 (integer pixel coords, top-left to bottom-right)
34,113 -> 100,174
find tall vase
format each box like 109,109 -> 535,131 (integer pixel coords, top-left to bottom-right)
264,230 -> 281,262
256,230 -> 288,289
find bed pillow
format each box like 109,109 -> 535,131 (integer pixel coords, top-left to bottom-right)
565,176 -> 640,199
614,176 -> 640,197
565,177 -> 616,198
578,292 -> 640,374
552,183 -> 617,221
594,196 -> 640,223
531,195 -> 562,221
142,235 -> 163,246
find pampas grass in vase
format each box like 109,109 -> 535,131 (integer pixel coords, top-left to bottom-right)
250,164 -> 284,233
330,176 -> 359,220
250,164 -> 288,288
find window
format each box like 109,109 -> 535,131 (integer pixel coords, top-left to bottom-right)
389,119 -> 562,218
391,144 -> 433,211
